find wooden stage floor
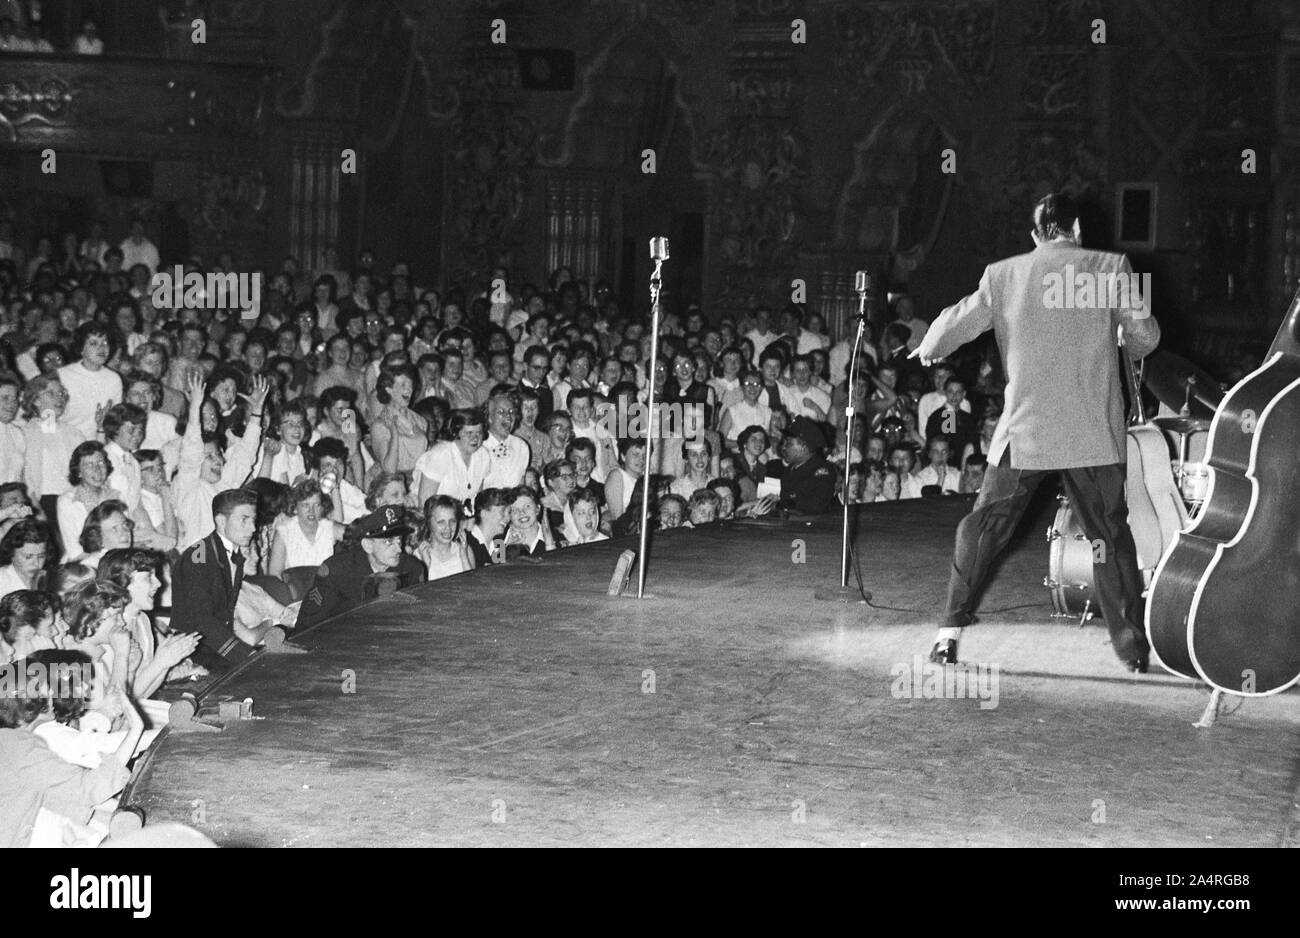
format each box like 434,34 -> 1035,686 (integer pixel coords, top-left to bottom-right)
126,494 -> 1300,847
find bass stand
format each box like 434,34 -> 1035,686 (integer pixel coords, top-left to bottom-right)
634,236 -> 669,599
815,270 -> 873,605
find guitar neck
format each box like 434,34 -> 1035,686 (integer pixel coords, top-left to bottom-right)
1268,286 -> 1300,360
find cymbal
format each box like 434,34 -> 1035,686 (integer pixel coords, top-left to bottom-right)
1143,350 -> 1223,420
1153,416 -> 1212,435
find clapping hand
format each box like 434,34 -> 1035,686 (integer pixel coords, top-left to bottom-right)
156,631 -> 200,669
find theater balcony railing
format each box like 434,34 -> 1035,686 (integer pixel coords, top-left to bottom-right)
0,51 -> 275,159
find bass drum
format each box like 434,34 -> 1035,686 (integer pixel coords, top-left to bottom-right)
1044,497 -> 1098,620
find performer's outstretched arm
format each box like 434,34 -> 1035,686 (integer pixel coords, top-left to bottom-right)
912,266 -> 996,365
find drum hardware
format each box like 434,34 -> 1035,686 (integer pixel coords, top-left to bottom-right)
1043,575 -> 1094,625
1045,497 -> 1099,623
1153,416 -> 1212,511
1144,351 -> 1224,421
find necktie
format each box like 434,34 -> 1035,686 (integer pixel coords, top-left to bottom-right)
231,551 -> 245,585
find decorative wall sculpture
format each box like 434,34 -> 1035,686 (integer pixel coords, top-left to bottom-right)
832,0 -> 997,96
184,160 -> 271,264
444,68 -> 537,285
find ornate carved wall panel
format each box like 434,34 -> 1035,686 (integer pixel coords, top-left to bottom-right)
700,9 -> 807,319
0,55 -> 270,157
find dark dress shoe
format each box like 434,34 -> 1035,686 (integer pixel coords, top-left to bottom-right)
1127,658 -> 1149,674
929,639 -> 958,665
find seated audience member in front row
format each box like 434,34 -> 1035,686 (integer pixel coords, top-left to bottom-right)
268,478 -> 343,578
96,548 -> 202,696
466,487 -> 511,567
914,434 -> 961,495
658,494 -> 687,530
171,488 -> 279,673
708,478 -> 740,520
961,454 -> 987,494
414,495 -> 476,581
604,437 -> 645,521
885,442 -> 925,500
567,487 -> 607,545
0,651 -> 145,849
540,459 -> 576,542
297,506 -> 427,628
669,438 -> 714,500
502,486 -> 554,557
686,488 -> 721,526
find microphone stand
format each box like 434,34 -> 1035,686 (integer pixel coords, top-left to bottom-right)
816,278 -> 872,604
635,245 -> 667,598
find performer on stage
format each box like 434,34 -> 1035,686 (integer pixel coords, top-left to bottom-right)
911,192 -> 1160,671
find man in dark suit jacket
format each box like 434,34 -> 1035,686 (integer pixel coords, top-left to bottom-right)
912,191 -> 1161,672
171,488 -> 278,672
297,506 -> 426,629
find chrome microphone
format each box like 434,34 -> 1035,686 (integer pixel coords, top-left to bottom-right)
650,237 -> 670,262
855,270 -> 870,295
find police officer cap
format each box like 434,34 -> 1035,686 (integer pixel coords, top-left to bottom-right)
786,417 -> 827,451
357,505 -> 413,539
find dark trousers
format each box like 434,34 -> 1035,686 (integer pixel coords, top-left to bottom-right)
942,458 -> 1149,664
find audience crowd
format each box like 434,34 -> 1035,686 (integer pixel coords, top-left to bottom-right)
0,215 -> 1005,846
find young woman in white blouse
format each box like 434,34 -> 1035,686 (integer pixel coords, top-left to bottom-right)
413,495 -> 476,581
414,409 -> 489,512
268,478 -> 344,577
56,443 -> 115,561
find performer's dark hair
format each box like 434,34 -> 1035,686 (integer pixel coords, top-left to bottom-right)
1032,192 -> 1081,240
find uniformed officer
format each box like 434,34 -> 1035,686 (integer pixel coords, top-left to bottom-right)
297,505 -> 427,628
774,417 -> 836,514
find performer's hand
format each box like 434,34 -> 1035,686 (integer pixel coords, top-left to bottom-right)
908,347 -> 935,367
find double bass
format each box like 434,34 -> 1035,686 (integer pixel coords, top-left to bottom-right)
1146,287 -> 1300,696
